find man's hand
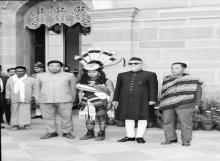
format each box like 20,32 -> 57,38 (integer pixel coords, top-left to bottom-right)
33,98 -> 39,105
149,101 -> 156,105
31,97 -> 36,103
107,102 -> 112,110
89,81 -> 96,87
154,109 -> 162,117
6,99 -> 11,104
112,101 -> 118,109
194,105 -> 199,112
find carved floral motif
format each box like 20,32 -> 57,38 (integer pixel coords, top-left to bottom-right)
24,0 -> 90,29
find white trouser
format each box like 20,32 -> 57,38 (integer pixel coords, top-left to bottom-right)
125,120 -> 148,138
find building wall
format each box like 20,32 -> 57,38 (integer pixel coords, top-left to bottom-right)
0,0 -> 92,74
0,9 -> 17,69
1,0 -> 220,98
88,0 -> 220,98
0,1 -> 36,73
135,1 -> 220,97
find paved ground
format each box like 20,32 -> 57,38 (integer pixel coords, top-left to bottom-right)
1,111 -> 220,161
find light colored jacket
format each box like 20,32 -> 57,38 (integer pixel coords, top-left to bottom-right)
5,76 -> 37,104
36,72 -> 77,103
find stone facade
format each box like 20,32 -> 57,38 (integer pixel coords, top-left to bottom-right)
89,0 -> 220,97
1,0 -> 220,97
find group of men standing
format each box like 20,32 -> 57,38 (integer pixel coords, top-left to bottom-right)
113,59 -> 202,146
0,57 -> 202,146
1,61 -> 77,139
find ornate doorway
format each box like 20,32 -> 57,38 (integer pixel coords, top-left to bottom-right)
24,0 -> 91,71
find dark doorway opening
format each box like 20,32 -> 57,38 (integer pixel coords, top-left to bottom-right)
33,25 -> 45,65
64,23 -> 80,72
30,23 -> 90,74
64,23 -> 90,74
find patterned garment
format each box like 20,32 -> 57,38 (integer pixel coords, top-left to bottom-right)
79,91 -> 108,120
80,92 -> 107,111
159,73 -> 202,111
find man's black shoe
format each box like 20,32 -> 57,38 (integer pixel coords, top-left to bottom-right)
182,141 -> 191,146
63,133 -> 75,139
1,126 -> 5,129
79,130 -> 95,140
161,140 -> 178,145
40,132 -> 58,139
95,131 -> 105,141
32,115 -> 43,119
36,115 -> 43,119
31,116 -> 38,119
136,137 -> 145,143
117,137 -> 135,142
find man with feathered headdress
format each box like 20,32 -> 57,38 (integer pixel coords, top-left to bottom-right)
75,48 -> 123,141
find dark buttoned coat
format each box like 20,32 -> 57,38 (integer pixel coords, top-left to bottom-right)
113,70 -> 158,120
0,73 -> 9,96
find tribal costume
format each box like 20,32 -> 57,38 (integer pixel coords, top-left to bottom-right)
75,48 -> 123,141
77,82 -> 109,140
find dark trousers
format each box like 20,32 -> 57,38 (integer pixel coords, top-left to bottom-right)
162,106 -> 193,143
148,105 -> 156,127
86,115 -> 107,132
0,95 -> 10,124
4,103 -> 11,124
0,93 -> 3,122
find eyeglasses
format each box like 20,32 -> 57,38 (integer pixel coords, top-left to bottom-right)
128,63 -> 140,65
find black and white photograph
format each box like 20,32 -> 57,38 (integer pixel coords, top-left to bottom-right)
0,0 -> 220,161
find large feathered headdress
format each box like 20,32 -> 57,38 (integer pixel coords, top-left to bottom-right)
74,48 -> 125,70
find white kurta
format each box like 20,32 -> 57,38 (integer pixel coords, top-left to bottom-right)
10,103 -> 31,126
6,76 -> 36,126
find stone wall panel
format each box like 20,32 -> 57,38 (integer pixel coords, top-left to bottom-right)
162,48 -> 220,62
139,41 -> 185,48
159,27 -> 215,40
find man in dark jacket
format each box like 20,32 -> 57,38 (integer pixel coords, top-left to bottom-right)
3,67 -> 16,125
113,57 -> 158,143
31,62 -> 45,119
0,65 -> 9,125
0,75 -> 4,128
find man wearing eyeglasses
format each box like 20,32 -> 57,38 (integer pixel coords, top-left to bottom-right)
113,57 -> 158,143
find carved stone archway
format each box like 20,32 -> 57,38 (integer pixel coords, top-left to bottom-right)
24,0 -> 91,29
0,0 -> 93,73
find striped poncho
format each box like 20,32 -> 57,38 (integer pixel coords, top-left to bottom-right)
159,73 -> 202,111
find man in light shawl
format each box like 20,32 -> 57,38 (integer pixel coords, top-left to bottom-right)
5,66 -> 37,130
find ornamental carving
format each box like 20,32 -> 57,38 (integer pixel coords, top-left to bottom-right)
24,0 -> 91,29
